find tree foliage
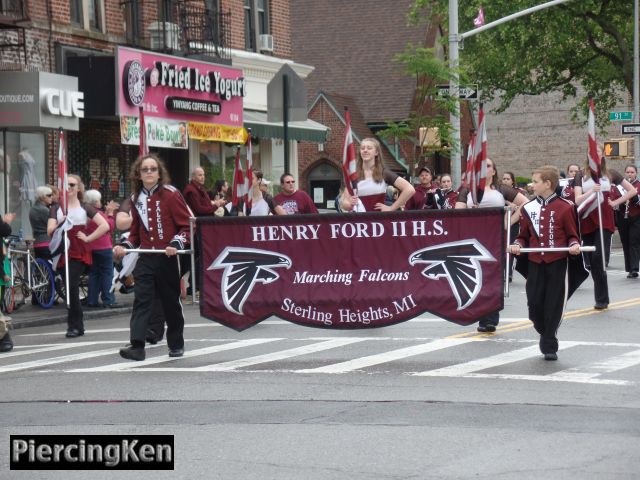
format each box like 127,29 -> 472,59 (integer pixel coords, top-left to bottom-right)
379,44 -> 465,173
409,0 -> 633,127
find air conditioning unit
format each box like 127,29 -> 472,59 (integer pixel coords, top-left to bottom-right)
148,22 -> 180,50
259,34 -> 274,52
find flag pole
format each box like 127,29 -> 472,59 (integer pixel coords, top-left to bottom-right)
596,191 -> 606,272
58,128 -> 70,309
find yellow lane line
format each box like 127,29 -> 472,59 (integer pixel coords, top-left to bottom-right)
447,297 -> 640,339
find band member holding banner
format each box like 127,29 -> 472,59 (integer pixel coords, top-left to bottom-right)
573,151 -> 636,310
456,158 -> 528,332
47,174 -> 110,338
340,137 -> 414,212
114,154 -> 191,361
274,173 -> 318,214
510,166 -> 582,361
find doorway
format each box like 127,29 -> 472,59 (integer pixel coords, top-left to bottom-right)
307,160 -> 342,210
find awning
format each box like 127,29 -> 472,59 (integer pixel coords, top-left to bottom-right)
243,110 -> 330,143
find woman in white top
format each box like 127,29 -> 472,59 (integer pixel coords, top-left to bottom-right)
247,169 -> 286,216
47,174 -> 109,338
340,138 -> 414,212
456,158 -> 528,332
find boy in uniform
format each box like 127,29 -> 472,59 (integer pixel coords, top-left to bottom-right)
510,166 -> 582,360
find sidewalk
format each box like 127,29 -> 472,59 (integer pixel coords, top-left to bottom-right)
7,290 -> 137,330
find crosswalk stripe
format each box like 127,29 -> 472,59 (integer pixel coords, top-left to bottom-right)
135,338 -> 369,372
438,373 -> 632,386
296,338 -> 478,374
546,348 -> 640,382
0,345 -> 149,373
0,342 -> 101,359
413,342 -> 581,377
69,338 -> 282,372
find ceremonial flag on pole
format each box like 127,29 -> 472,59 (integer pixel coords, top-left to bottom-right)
244,132 -> 253,209
579,98 -> 603,219
462,132 -> 476,189
587,98 -> 601,181
342,108 -> 358,196
139,106 -> 149,156
471,106 -> 487,205
232,146 -> 245,207
57,128 -> 68,215
473,6 -> 485,27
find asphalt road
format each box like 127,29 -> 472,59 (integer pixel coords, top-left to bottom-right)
1,249 -> 639,479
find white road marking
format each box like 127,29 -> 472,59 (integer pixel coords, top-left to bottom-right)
68,338 -> 282,372
297,338 -> 478,374
413,342 -> 581,377
132,338 -> 369,372
547,348 -> 640,382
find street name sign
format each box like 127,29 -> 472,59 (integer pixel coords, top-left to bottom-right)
437,84 -> 478,100
610,111 -> 633,121
621,123 -> 640,135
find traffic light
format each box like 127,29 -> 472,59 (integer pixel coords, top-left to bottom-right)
604,140 -> 628,157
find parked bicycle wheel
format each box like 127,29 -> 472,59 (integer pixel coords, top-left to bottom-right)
2,285 -> 14,314
31,258 -> 55,309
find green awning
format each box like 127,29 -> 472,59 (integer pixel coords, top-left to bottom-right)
243,110 -> 330,143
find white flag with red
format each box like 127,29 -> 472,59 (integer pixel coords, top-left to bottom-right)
57,128 -> 68,215
462,132 -> 476,189
580,98 -> 603,219
139,106 -> 149,157
232,146 -> 246,207
471,106 -> 487,205
342,109 -> 358,196
244,134 -> 253,209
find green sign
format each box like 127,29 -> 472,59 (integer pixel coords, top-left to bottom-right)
609,111 -> 633,121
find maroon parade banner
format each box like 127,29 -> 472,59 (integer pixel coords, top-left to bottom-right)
198,208 -> 505,331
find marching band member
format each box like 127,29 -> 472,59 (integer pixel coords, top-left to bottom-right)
510,166 -> 581,361
456,158 -> 528,332
573,149 -> 637,310
340,137 -> 414,212
114,154 -> 191,361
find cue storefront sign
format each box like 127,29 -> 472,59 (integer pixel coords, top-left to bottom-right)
0,72 -> 83,131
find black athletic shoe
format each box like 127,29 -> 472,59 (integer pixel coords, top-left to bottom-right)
544,353 -> 558,361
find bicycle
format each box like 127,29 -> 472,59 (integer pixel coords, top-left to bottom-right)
3,236 -> 56,313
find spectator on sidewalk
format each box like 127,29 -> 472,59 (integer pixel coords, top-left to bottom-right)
274,173 -> 318,214
82,189 -> 119,308
29,186 -> 54,260
0,210 -> 16,353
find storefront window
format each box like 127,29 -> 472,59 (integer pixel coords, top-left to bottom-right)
199,140 -> 223,192
0,131 -> 46,239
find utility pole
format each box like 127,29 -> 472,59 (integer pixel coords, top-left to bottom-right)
449,0 -> 576,186
634,0 -> 639,166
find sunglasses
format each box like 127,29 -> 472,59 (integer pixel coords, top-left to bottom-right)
141,167 -> 158,173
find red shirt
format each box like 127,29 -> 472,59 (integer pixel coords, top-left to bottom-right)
123,184 -> 191,250
86,211 -> 114,251
515,194 -> 580,264
274,190 -> 318,214
183,180 -> 215,217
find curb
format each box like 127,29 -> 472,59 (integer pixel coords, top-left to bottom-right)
8,306 -> 134,331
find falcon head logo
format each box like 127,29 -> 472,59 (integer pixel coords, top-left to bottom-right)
209,247 -> 292,315
409,239 -> 496,310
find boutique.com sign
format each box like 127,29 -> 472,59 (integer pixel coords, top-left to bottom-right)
10,435 -> 174,470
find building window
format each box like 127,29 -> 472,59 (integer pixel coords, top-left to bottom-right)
70,0 -> 104,32
244,0 -> 269,52
123,0 -> 141,46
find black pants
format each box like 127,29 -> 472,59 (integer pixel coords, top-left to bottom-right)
130,254 -> 184,350
66,259 -> 86,333
582,230 -> 612,306
526,259 -> 568,354
619,216 -> 640,273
